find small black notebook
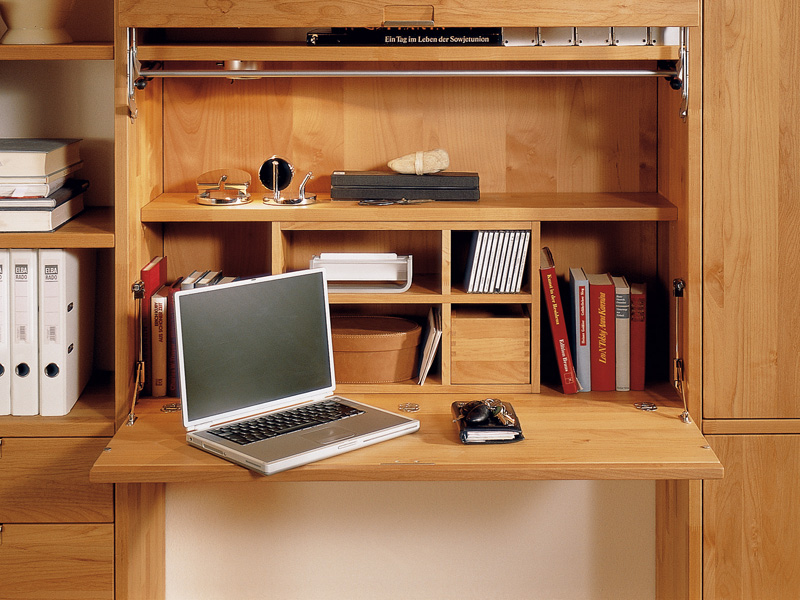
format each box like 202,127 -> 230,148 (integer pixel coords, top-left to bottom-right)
451,400 -> 524,444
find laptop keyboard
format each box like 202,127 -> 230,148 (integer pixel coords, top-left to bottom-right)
209,398 -> 364,446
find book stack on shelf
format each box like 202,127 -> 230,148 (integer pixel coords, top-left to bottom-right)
540,247 -> 647,394
0,248 -> 96,416
142,257 -> 239,399
0,138 -> 87,232
464,230 -> 530,293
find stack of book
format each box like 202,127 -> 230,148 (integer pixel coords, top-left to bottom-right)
464,230 -> 530,293
0,248 -> 96,416
0,138 -> 87,232
141,257 -> 239,399
540,247 -> 647,394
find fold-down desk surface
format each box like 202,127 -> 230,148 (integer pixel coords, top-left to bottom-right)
91,388 -> 722,483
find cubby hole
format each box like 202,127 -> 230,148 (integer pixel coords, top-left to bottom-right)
451,229 -> 532,295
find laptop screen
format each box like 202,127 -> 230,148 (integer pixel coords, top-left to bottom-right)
175,269 -> 335,429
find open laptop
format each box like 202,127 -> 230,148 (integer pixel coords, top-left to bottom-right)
175,268 -> 420,475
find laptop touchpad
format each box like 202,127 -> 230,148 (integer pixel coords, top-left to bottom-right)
303,426 -> 355,445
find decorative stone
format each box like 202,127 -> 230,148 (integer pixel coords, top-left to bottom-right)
388,148 -> 450,175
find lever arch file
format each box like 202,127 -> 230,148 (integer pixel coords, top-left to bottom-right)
9,248 -> 38,415
0,249 -> 10,415
38,248 -> 96,416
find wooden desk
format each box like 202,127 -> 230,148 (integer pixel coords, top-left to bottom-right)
91,388 -> 721,599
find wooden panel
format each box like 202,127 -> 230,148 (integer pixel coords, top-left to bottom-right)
91,391 -> 722,483
0,524 -> 114,600
0,437 -> 113,523
119,0 -> 699,28
161,77 -> 657,198
704,435 -> 800,598
704,0 -> 800,418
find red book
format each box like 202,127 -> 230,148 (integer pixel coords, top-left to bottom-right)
629,282 -> 647,390
540,247 -> 580,394
140,256 -> 167,396
166,277 -> 184,398
587,272 -> 616,391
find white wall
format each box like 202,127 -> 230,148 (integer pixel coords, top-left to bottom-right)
166,480 -> 655,600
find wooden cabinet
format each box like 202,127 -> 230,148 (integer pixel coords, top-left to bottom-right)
0,8 -> 116,598
703,0 -> 800,597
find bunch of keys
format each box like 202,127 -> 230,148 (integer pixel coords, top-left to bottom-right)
455,398 -> 516,427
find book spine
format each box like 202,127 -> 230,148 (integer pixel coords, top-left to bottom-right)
308,28 -> 503,46
630,284 -> 647,390
614,281 -> 631,392
151,287 -> 168,397
541,262 -> 580,394
569,269 -> 591,392
589,280 -> 616,391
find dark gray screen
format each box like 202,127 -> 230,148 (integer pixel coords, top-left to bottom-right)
177,271 -> 333,424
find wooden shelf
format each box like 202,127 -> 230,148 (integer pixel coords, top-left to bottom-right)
90,384 -> 721,483
0,43 -> 113,61
138,43 -> 679,63
0,207 -> 114,248
0,371 -> 115,438
142,193 -> 677,223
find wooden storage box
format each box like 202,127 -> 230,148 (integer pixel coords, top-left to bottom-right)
451,306 -> 530,384
331,316 -> 422,383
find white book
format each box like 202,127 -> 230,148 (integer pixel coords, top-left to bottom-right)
180,270 -> 208,290
569,267 -> 591,392
0,191 -> 85,232
151,285 -> 168,397
612,275 -> 631,392
9,248 -> 39,415
0,162 -> 83,198
195,270 -> 222,287
0,139 -> 81,177
0,249 -> 10,414
38,249 -> 96,416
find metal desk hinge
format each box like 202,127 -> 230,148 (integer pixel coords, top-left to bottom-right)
673,278 -> 691,423
127,279 -> 145,425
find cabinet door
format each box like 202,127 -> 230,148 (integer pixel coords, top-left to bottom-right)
118,0 -> 699,28
703,0 -> 800,418
0,524 -> 114,600
704,435 -> 800,598
0,437 -> 113,523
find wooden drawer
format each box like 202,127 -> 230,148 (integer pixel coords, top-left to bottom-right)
451,306 -> 530,384
0,523 -> 114,600
118,0 -> 699,29
0,437 -> 113,523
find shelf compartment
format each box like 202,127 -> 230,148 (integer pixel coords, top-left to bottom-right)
0,207 -> 114,248
142,193 -> 678,223
0,43 -> 113,61
90,386 -> 722,484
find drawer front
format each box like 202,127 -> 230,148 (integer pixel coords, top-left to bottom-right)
0,523 -> 114,600
451,316 -> 530,384
0,437 -> 113,523
118,0 -> 699,29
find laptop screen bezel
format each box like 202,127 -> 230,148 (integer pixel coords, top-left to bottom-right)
174,268 -> 337,431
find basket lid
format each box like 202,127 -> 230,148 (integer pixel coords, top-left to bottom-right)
331,316 -> 422,352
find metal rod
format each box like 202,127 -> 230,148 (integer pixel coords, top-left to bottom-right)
137,67 -> 678,79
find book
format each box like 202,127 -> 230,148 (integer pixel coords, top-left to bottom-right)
587,272 -> 616,391
330,170 -> 480,201
0,178 -> 88,208
9,249 -> 39,415
151,284 -> 168,397
0,161 -> 83,198
540,247 -> 580,394
38,249 -> 96,416
568,267 -> 591,392
195,270 -> 222,287
629,282 -> 647,391
140,256 -> 167,397
308,27 -> 503,47
612,275 -> 631,392
0,138 -> 81,177
180,269 -> 207,290
166,277 -> 184,398
0,249 -> 9,415
0,189 -> 85,232
417,306 -> 442,385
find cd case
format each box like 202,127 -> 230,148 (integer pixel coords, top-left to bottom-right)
451,400 -> 524,444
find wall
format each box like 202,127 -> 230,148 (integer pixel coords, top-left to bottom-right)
166,480 -> 655,600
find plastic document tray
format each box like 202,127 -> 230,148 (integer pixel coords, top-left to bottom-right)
310,253 -> 413,293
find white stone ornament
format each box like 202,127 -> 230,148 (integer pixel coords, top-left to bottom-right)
388,149 -> 450,175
